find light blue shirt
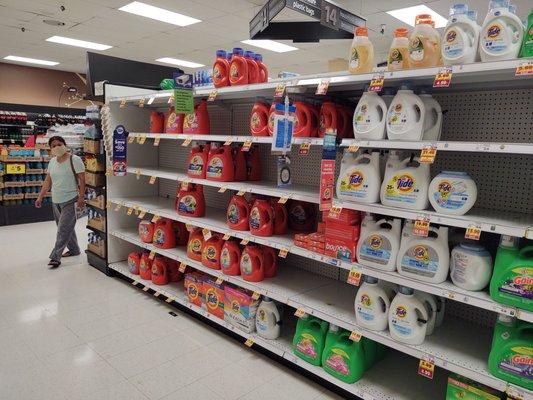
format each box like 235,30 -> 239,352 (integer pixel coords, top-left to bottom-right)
47,155 -> 85,204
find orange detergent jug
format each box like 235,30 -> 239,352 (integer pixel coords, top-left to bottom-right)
176,183 -> 205,217
337,106 -> 353,139
167,259 -> 183,282
221,240 -> 241,275
139,220 -> 154,243
319,102 -> 339,137
254,53 -> 268,83
311,104 -> 320,137
229,48 -> 248,86
271,199 -> 288,235
244,51 -> 259,84
206,145 -> 235,181
139,252 -> 152,280
249,198 -> 274,237
153,218 -> 176,249
173,221 -> 189,246
187,228 -> 204,261
213,49 -> 230,88
187,144 -> 210,179
240,244 -> 264,282
165,107 -> 184,134
150,112 -> 165,133
233,146 -> 247,181
267,101 -> 279,136
202,235 -> 224,270
151,256 -> 169,285
183,100 -> 210,135
250,101 -> 270,136
288,201 -> 317,232
294,102 -> 317,137
246,145 -> 261,181
128,252 -> 141,275
227,195 -> 250,231
262,245 -> 278,278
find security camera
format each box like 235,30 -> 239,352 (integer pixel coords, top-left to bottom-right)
380,24 -> 386,34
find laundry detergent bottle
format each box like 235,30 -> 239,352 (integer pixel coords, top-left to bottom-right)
336,151 -> 381,204
183,100 -> 210,134
519,8 -> 533,58
202,235 -> 224,270
229,47 -> 249,85
254,53 -> 268,83
387,28 -> 411,71
128,252 -> 141,275
244,50 -> 259,84
356,216 -> 401,271
151,256 -> 169,285
249,198 -> 274,237
442,4 -> 481,65
165,107 -> 184,134
428,171 -> 477,215
293,101 -> 317,137
293,314 -> 329,366
355,276 -> 390,331
451,243 -> 493,291
418,89 -> 443,141
414,290 -> 437,335
388,286 -> 429,345
187,143 -> 210,179
227,195 -> 250,231
271,199 -> 288,235
240,244 -> 264,282
319,102 -> 338,137
177,183 -> 205,217
408,14 -> 443,68
255,297 -> 281,339
246,144 -> 262,181
386,84 -> 426,141
348,27 -> 374,74
213,49 -> 230,88
261,245 -> 278,278
139,252 -> 153,280
322,327 -> 366,383
139,220 -> 155,243
206,145 -> 235,181
153,218 -> 176,249
233,145 -> 247,181
187,228 -> 204,261
250,101 -> 270,136
220,240 -> 241,276
353,91 -> 387,140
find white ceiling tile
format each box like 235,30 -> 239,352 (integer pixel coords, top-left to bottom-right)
141,0 -> 226,20
192,0 -> 257,14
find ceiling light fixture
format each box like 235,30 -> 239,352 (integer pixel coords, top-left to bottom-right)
155,57 -> 205,68
4,55 -> 59,66
386,5 -> 447,28
241,39 -> 298,53
46,36 -> 112,50
119,2 -> 201,27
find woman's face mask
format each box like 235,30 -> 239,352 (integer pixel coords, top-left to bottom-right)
51,144 -> 68,157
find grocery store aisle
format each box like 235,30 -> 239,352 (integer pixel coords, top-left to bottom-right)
0,220 -> 343,400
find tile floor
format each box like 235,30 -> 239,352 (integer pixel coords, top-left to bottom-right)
0,219 -> 344,400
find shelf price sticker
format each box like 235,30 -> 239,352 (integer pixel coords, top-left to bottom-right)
252,291 -> 261,300
180,179 -> 191,190
236,189 -> 246,196
182,137 -> 192,147
278,196 -> 289,204
349,330 -> 362,342
223,139 -> 233,146
274,83 -> 286,98
222,233 -> 231,240
515,60 -> 533,76
207,90 -> 218,102
138,135 -> 147,145
298,142 -> 311,156
151,214 -> 160,223
420,145 -> 437,164
135,169 -> 141,179
6,163 -> 26,174
348,143 -> 360,153
179,262 -> 187,273
167,96 -> 174,104
149,176 -> 157,185
279,247 -> 289,258
315,79 -> 330,95
433,67 -> 453,88
328,204 -> 343,220
165,296 -> 174,303
347,268 -> 362,286
143,286 -> 150,292
128,135 -> 135,144
369,71 -> 385,92
138,98 -> 145,108
215,277 -> 224,285
241,140 -> 252,152
153,136 -> 161,146
149,250 -> 156,260
418,358 -> 435,380
185,223 -> 194,232
506,383 -> 527,400
132,280 -> 139,286
119,99 -> 126,108
114,203 -> 122,212
153,291 -> 160,298
413,217 -> 430,237
294,308 -> 306,318
240,237 -> 250,245
218,186 -> 227,193
465,224 -> 481,240
202,228 -> 212,241
127,207 -> 133,215
106,200 -> 111,209
244,337 -> 254,347
138,210 -> 146,219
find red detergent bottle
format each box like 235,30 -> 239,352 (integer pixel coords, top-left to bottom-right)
311,104 -> 320,137
202,235 -> 224,270
271,199 -> 288,235
240,244 -> 264,282
213,49 -> 230,88
267,101 -> 280,136
246,145 -> 261,181
233,145 -> 247,181
167,259 -> 183,282
206,145 -> 234,181
187,228 -> 204,261
250,101 -> 270,136
150,112 -> 165,133
262,245 -> 278,278
128,252 -> 141,275
139,252 -> 153,280
165,107 -> 184,134
288,201 -> 317,232
249,198 -> 274,237
227,195 -> 250,231
244,51 -> 259,84
187,143 -> 210,179
254,53 -> 268,83
173,221 -> 189,246
139,220 -> 154,243
221,240 -> 241,276
176,183 -> 205,217
151,256 -> 169,285
319,101 -> 338,137
153,218 -> 176,249
337,105 -> 353,139
293,102 -> 315,137
229,48 -> 248,86
183,100 -> 210,135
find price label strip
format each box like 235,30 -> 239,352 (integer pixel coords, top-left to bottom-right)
420,146 -> 437,164
433,66 -> 453,88
236,189 -> 246,196
223,139 -> 233,146
413,218 -> 430,237
298,142 -> 311,156
274,83 -> 286,98
167,96 -> 174,104
114,203 -> 122,212
165,296 -> 174,303
515,60 -> 533,76
347,268 -> 362,286
207,90 -> 218,102
315,79 -> 330,95
135,169 -> 141,180
418,359 -> 435,380
369,72 -> 385,92
465,224 -> 481,240
6,163 -> 26,174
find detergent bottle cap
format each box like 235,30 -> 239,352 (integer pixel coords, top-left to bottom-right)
226,53 -> 233,61
244,50 -> 255,59
489,0 -> 509,11
355,26 -> 368,36
216,49 -> 227,57
329,324 -> 339,332
254,53 -> 263,61
262,296 -> 272,302
394,27 -> 409,37
415,14 -> 433,25
364,275 -> 379,285
499,235 -> 518,248
497,313 -> 515,325
418,86 -> 433,95
450,4 -> 468,16
508,4 -> 517,14
232,47 -> 244,56
398,286 -> 415,296
467,10 -> 478,22
399,81 -> 413,91
458,243 -> 489,254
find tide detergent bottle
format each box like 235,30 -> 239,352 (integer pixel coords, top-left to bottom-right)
246,145 -> 262,181
213,49 -> 230,88
240,244 -> 265,282
319,102 -> 338,137
294,101 -> 319,137
386,84 -> 426,141
244,51 -> 259,84
220,240 -> 241,276
173,220 -> 189,246
353,91 -> 387,140
442,4 -> 481,65
139,251 -> 153,280
388,286 -> 429,345
488,315 -> 533,390
167,259 -> 183,282
202,234 -> 224,270
150,112 -> 164,133
354,276 -> 390,331
233,145 -> 247,181
227,195 -> 250,231
322,326 -> 366,383
356,215 -> 401,271
255,297 -> 282,339
336,151 -> 381,204
250,101 -> 270,136
271,199 -> 288,235
206,145 -> 235,181
229,48 -> 248,85
418,88 -> 442,141
249,198 -> 274,237
128,252 -> 141,275
187,143 -> 210,179
519,8 -> 533,58
408,14 -> 443,68
183,100 -> 210,134
293,314 -> 329,366
254,53 -> 268,83
262,245 -> 278,278
151,256 -> 169,286
176,183 -> 205,217
165,107 -> 184,134
139,220 -> 154,243
153,218 -> 176,249
187,228 -> 204,261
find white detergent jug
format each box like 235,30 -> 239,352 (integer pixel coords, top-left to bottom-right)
479,0 -> 524,61
357,217 -> 401,271
386,85 -> 426,141
429,171 -> 478,215
397,226 -> 450,284
381,88 -> 396,109
353,91 -> 388,140
381,280 -> 399,300
382,150 -> 401,182
355,276 -> 390,331
435,297 -> 445,327
380,156 -> 430,210
389,286 -> 428,345
336,151 -> 381,204
442,4 -> 481,65
255,297 -> 281,339
418,89 -> 443,141
414,291 -> 437,335
450,243 -> 493,291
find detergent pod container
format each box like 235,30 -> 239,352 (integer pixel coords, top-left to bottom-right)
139,220 -> 155,243
153,218 -> 176,249
262,245 -> 278,278
386,84 -> 426,141
227,195 -> 250,231
139,252 -> 153,280
150,112 -> 164,133
233,145 -> 247,181
479,0 -> 524,62
206,145 -> 234,182
244,51 -> 259,84
128,252 -> 141,275
165,107 -> 184,134
353,90 -> 387,140
183,100 -> 210,135
356,215 -> 401,271
249,198 -> 274,237
151,256 -> 169,286
254,53 -> 268,83
429,171 -> 477,215
213,49 -> 230,88
319,101 -> 338,137
167,259 -> 183,282
202,235 -> 224,270
388,28 -> 410,71
187,228 -> 204,261
288,201 -> 316,232
389,286 -> 429,345
451,243 -> 493,291
490,236 -> 533,311
408,14 -> 443,68
414,291 -> 437,335
187,143 -> 210,179
250,101 -> 270,136
176,183 -> 205,217
246,145 -> 262,181
397,225 -> 450,284
355,276 -> 390,331
348,27 -> 374,74
418,88 -> 443,141
488,315 -> 533,390
240,244 -> 265,282
322,326 -> 366,383
271,199 -> 288,235
293,313 -> 329,365
255,297 -> 281,340
229,48 -> 249,85
294,101 -> 319,137
221,240 -> 241,276
442,4 -> 481,65
380,156 -> 430,210
336,151 -> 381,204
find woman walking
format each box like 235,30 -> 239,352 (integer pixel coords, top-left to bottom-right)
36,136 -> 85,268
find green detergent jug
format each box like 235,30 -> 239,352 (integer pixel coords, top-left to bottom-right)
321,327 -> 366,383
293,314 -> 329,366
519,9 -> 533,58
362,337 -> 377,370
376,342 -> 389,362
490,236 -> 533,312
488,315 -> 533,390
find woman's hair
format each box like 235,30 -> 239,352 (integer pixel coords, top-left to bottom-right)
48,136 -> 67,147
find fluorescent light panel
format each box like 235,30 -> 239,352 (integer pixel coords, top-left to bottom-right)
241,39 -> 298,53
386,5 -> 447,29
46,36 -> 112,50
156,57 -> 204,68
119,1 -> 201,27
4,55 -> 59,66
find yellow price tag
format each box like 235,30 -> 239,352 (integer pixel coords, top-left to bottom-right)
236,189 -> 246,196
185,224 -> 194,232
240,237 -> 249,245
349,331 -> 362,342
223,139 -> 233,146
202,228 -> 212,241
465,224 -> 481,240
168,96 -> 174,104
315,79 -> 330,95
119,99 -> 126,108
149,250 -> 156,260
328,204 -> 343,220
153,137 -> 161,146
418,359 -> 435,379
244,337 -> 254,347
143,286 -> 150,292
207,90 -> 218,102
218,186 -> 227,193
294,308 -> 306,318
347,268 -> 362,286
106,200 -> 111,209
6,163 -> 25,174
149,176 -> 157,185
413,218 -> 430,237
180,180 -> 190,190
369,72 -> 385,92
222,233 -> 231,240
151,214 -> 160,223
132,280 -> 139,286
127,207 -> 133,215
241,140 -> 252,152
420,146 -> 437,164
274,83 -> 286,97
154,292 -> 160,298
252,292 -> 261,300
165,296 -> 174,303
278,196 -> 289,204
433,66 -> 452,88
135,169 -> 141,179
298,142 -> 310,156
515,60 -> 533,76
114,203 -> 122,211
179,262 -> 187,273
128,135 -> 135,144
182,138 -> 192,147
348,143 -> 359,153
138,211 -> 146,219
139,135 -> 147,145
279,248 -> 289,258
215,277 -> 224,285
138,98 -> 145,108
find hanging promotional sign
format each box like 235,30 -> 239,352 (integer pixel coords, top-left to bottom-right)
173,73 -> 194,114
271,102 -> 295,153
112,125 -> 129,176
319,128 -> 337,211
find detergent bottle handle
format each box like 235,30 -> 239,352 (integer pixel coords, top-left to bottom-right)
375,218 -> 393,230
239,203 -> 249,220
414,96 -> 426,125
416,305 -> 429,327
516,323 -> 533,335
517,245 -> 533,258
265,205 -> 274,223
378,99 -> 387,124
299,105 -> 310,129
378,293 -> 390,312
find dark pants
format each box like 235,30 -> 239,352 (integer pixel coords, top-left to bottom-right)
49,197 -> 80,262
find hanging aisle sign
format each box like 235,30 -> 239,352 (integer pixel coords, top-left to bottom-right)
112,125 -> 129,176
173,73 -> 194,114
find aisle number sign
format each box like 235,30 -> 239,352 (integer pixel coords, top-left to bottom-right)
418,359 -> 435,379
6,163 -> 25,174
433,67 -> 453,88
